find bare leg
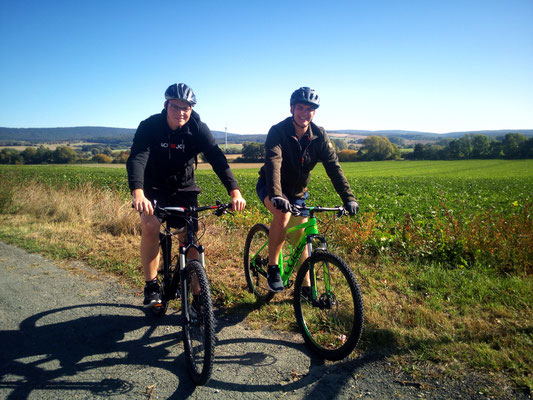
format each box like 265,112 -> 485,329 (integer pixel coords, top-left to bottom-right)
264,197 -> 310,286
140,214 -> 161,282
286,216 -> 311,286
263,196 -> 291,265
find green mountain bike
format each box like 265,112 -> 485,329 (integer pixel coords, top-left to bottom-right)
244,205 -> 364,360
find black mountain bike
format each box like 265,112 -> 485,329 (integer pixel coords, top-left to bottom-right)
152,200 -> 232,385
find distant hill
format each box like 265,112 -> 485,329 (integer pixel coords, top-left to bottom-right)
330,129 -> 533,140
0,126 -> 135,142
211,131 -> 266,144
0,126 -> 265,145
1,126 -> 531,145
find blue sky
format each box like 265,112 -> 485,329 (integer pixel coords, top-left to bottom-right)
1,0 -> 532,135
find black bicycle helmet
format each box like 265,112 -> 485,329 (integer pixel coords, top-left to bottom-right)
290,87 -> 320,108
164,83 -> 197,106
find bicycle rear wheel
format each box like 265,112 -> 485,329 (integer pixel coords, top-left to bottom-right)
182,260 -> 215,385
294,251 -> 364,360
243,223 -> 274,303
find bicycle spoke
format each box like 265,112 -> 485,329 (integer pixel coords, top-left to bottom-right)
244,224 -> 274,302
294,251 -> 363,360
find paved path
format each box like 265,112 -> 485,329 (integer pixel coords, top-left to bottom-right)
0,241 -> 523,399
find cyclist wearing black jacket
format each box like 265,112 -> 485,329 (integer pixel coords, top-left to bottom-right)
127,83 -> 246,308
256,87 -> 358,293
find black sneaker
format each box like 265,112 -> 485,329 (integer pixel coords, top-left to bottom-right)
143,281 -> 162,308
267,265 -> 284,292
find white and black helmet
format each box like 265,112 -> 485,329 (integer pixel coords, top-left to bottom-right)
165,83 -> 197,106
290,87 -> 320,108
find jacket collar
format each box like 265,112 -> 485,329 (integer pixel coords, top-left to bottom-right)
283,116 -> 319,141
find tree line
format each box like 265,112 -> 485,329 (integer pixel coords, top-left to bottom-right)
406,133 -> 533,160
0,145 -> 130,165
1,133 -> 532,165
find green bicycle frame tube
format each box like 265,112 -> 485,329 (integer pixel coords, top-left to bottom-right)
279,216 -> 319,284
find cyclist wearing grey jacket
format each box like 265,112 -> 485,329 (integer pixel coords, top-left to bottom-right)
259,117 -> 356,204
127,83 -> 246,308
256,87 -> 358,293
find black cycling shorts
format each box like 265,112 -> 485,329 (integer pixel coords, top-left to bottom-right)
146,190 -> 199,232
255,177 -> 310,217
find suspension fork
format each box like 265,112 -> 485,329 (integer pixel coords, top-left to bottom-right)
306,234 -> 327,302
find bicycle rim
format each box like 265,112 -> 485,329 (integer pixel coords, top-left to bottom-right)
182,260 -> 215,385
294,251 -> 364,360
244,224 -> 274,303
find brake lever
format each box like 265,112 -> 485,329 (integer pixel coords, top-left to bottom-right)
336,207 -> 347,218
214,204 -> 233,217
291,206 -> 302,217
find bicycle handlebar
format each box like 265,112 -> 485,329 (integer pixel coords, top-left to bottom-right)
290,204 -> 348,217
154,200 -> 233,219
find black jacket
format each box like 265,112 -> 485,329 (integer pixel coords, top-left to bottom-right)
127,109 -> 239,197
259,117 -> 355,203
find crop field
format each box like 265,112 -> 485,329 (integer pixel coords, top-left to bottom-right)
2,159 -> 531,271
3,159 -> 530,221
1,160 -> 531,221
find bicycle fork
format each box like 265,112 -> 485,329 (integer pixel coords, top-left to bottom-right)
306,235 -> 335,309
179,244 -> 205,322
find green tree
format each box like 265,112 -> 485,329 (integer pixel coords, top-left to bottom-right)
0,148 -> 23,164
502,133 -> 527,159
447,135 -> 472,159
361,135 -> 396,161
35,146 -> 54,163
412,143 -> 425,160
331,138 -> 348,152
53,146 -> 78,164
241,142 -> 265,161
489,141 -> 503,158
471,135 -> 490,158
388,136 -> 407,147
21,147 -> 38,164
520,138 -> 533,158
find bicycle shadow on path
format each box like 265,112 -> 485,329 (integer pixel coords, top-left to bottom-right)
0,303 -> 206,399
0,301 -> 402,400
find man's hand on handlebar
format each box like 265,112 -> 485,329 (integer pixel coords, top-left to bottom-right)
344,201 -> 359,216
229,189 -> 246,212
131,188 -> 154,215
271,196 -> 291,213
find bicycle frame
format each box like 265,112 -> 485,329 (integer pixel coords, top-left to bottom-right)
250,208 -> 328,288
159,220 -> 205,303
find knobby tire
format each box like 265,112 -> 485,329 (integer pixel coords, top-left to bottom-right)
182,260 -> 215,385
243,223 -> 275,303
293,251 -> 364,360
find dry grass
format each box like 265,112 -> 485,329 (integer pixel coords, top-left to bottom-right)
0,181 -> 143,284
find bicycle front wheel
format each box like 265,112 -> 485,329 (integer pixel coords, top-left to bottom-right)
182,260 -> 215,385
243,223 -> 274,303
294,251 -> 364,360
